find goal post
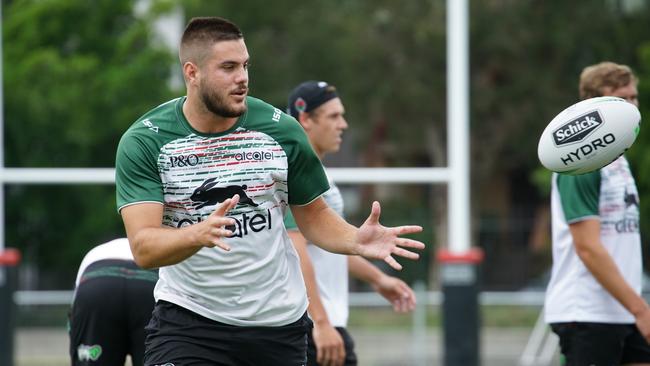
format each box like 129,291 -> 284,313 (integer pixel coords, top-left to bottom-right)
440,1 -> 482,365
0,1 -> 478,365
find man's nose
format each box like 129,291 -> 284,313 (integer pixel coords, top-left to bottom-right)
235,68 -> 248,84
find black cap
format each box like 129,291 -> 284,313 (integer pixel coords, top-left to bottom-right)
287,81 -> 339,119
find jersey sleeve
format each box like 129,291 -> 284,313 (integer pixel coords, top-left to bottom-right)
115,131 -> 164,211
284,209 -> 298,230
277,114 -> 329,205
556,171 -> 601,223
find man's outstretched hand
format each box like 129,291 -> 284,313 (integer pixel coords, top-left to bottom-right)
355,201 -> 425,270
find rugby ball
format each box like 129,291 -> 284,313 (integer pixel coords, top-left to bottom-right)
537,96 -> 641,175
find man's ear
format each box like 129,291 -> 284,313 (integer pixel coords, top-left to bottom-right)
183,62 -> 199,85
297,111 -> 312,130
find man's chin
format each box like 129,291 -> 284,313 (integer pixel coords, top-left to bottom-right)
211,104 -> 247,118
221,110 -> 246,118
229,100 -> 247,116
326,145 -> 341,155
232,105 -> 247,117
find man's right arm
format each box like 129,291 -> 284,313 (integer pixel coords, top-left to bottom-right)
121,196 -> 239,269
570,219 -> 650,341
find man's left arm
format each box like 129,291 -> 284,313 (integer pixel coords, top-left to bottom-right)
290,197 -> 425,270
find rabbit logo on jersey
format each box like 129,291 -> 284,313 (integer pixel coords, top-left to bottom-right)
190,177 -> 259,209
178,178 -> 272,237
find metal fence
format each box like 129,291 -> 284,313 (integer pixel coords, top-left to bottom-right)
15,289 -> 547,307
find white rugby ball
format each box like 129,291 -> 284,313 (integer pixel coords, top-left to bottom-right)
537,96 -> 641,175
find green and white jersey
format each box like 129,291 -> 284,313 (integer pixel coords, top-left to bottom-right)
545,156 -> 641,324
115,96 -> 329,326
284,173 -> 349,327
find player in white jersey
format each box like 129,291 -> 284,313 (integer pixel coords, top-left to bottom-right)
115,17 -> 425,366
69,238 -> 158,366
284,81 -> 416,366
544,61 -> 650,366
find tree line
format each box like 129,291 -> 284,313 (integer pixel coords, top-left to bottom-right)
4,0 -> 650,289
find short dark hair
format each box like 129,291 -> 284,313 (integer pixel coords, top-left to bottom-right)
579,61 -> 638,100
179,17 -> 243,65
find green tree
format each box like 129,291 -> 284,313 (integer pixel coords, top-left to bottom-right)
469,0 -> 650,287
3,0 -> 177,286
7,0 -> 650,289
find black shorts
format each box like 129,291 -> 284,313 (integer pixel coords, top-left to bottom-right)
306,326 -> 358,366
144,300 -> 312,366
69,259 -> 158,366
551,322 -> 650,366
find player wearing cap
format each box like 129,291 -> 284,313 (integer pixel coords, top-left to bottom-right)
69,238 -> 158,365
285,81 -> 417,366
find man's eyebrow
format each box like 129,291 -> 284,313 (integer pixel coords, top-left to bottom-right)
221,57 -> 249,63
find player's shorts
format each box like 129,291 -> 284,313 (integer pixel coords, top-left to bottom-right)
307,326 -> 358,366
551,322 -> 650,366
144,300 -> 312,366
69,259 -> 158,366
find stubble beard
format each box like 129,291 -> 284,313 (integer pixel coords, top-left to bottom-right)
199,84 -> 247,119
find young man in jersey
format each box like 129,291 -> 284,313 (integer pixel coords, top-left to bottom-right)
544,61 -> 650,365
115,17 -> 425,365
284,81 -> 417,366
69,238 -> 158,366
